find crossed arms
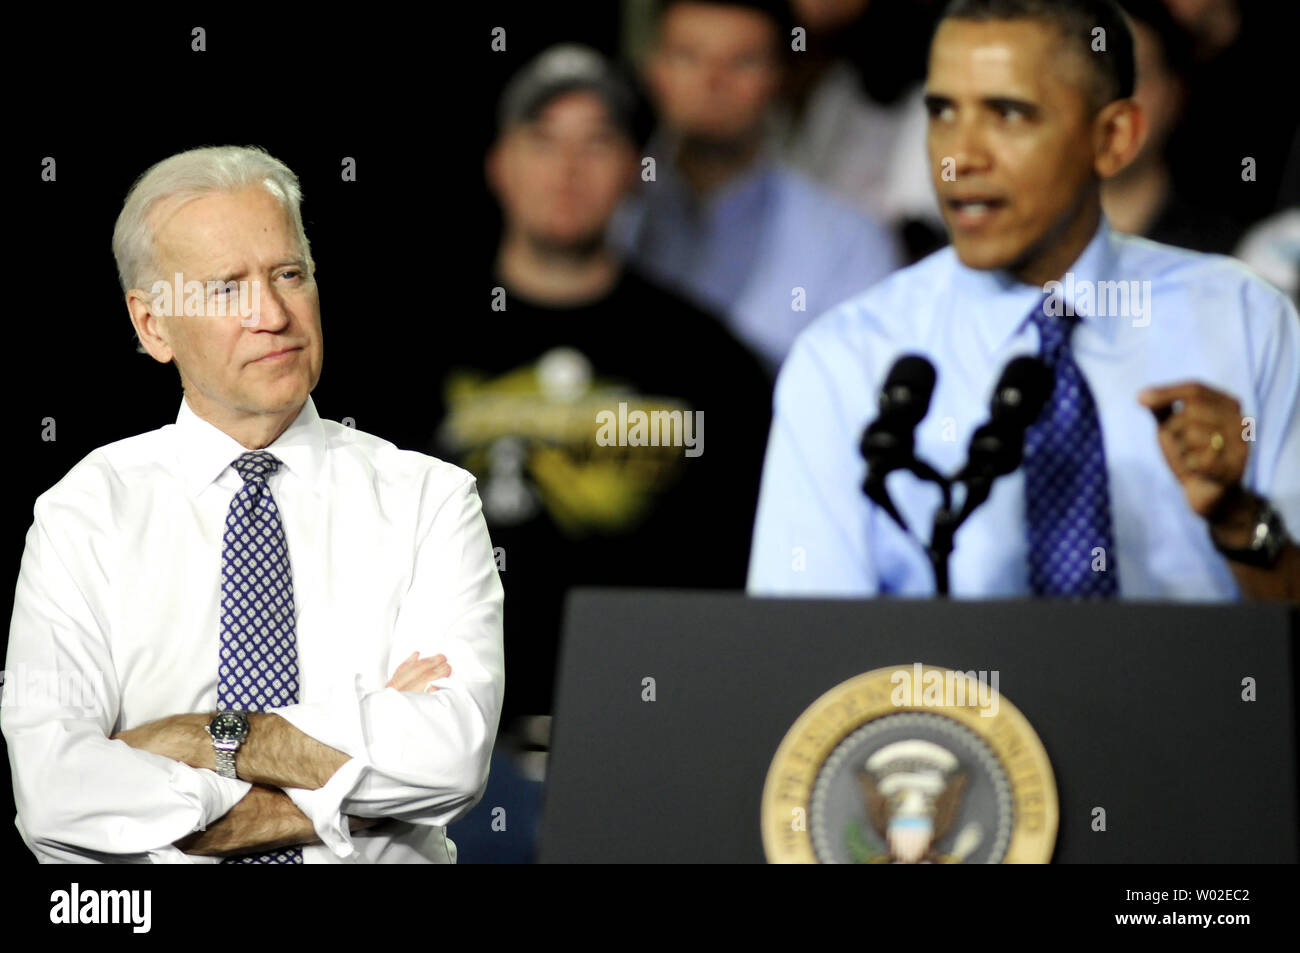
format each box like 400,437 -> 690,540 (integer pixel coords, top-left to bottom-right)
3,468 -> 505,863
113,653 -> 451,858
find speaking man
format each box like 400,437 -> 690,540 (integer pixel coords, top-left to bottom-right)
2,145 -> 504,862
747,0 -> 1299,601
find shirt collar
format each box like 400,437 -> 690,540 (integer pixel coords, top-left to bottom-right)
174,394 -> 328,499
959,216 -> 1124,353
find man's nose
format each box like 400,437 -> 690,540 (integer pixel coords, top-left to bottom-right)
557,144 -> 586,180
242,278 -> 292,330
697,59 -> 729,95
950,121 -> 993,178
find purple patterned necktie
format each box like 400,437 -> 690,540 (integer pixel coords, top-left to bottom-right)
1022,298 -> 1120,597
218,450 -> 303,864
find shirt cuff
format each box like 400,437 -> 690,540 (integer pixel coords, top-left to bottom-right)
282,758 -> 368,861
186,764 -> 254,822
149,763 -> 252,863
270,675 -> 374,860
271,675 -> 371,764
146,845 -> 223,864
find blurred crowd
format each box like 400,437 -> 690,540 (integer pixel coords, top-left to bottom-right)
440,0 -> 1298,860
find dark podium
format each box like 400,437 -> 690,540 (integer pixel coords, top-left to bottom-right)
539,590 -> 1299,863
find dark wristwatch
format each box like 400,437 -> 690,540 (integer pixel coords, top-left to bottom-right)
1212,497 -> 1291,568
205,711 -> 250,779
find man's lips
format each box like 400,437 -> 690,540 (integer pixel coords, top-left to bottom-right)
252,346 -> 302,363
944,195 -> 1009,229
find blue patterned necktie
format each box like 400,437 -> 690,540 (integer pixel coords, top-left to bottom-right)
1022,298 -> 1120,597
218,450 -> 303,864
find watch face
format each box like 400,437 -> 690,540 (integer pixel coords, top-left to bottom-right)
211,712 -> 248,741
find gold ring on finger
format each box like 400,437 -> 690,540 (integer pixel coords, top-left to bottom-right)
1210,432 -> 1225,453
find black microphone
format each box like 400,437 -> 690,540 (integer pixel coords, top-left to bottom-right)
860,355 -> 936,470
991,355 -> 1054,428
860,355 -> 937,530
956,356 -> 1053,482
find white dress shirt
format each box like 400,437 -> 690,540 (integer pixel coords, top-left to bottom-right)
2,395 -> 505,863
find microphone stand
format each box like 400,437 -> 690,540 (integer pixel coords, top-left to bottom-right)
862,356 -> 1050,598
865,461 -> 1001,598
928,501 -> 958,598
926,473 -> 996,598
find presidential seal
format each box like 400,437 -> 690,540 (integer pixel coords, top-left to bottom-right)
761,664 -> 1058,863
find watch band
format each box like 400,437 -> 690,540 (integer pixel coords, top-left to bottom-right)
207,710 -> 249,780
214,746 -> 239,779
1213,497 -> 1289,568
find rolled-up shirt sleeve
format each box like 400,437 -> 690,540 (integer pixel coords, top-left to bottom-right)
1243,287 -> 1300,529
2,506 -> 251,863
272,470 -> 504,858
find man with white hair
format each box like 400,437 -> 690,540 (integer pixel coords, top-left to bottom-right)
1,145 -> 505,863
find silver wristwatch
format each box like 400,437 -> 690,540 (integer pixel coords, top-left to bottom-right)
205,711 -> 250,779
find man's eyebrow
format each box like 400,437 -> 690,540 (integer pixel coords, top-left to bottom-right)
922,93 -> 1041,116
982,96 -> 1040,116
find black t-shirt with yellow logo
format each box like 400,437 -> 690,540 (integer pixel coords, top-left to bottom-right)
427,267 -> 772,725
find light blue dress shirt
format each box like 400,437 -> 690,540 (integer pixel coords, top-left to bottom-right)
609,137 -> 902,371
747,219 -> 1300,599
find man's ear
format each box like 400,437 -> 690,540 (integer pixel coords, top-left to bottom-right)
484,139 -> 505,199
624,144 -> 643,191
1093,98 -> 1146,180
641,46 -> 667,109
125,290 -> 176,365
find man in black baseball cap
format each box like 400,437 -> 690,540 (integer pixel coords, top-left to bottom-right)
435,42 -> 773,862
496,43 -> 640,140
